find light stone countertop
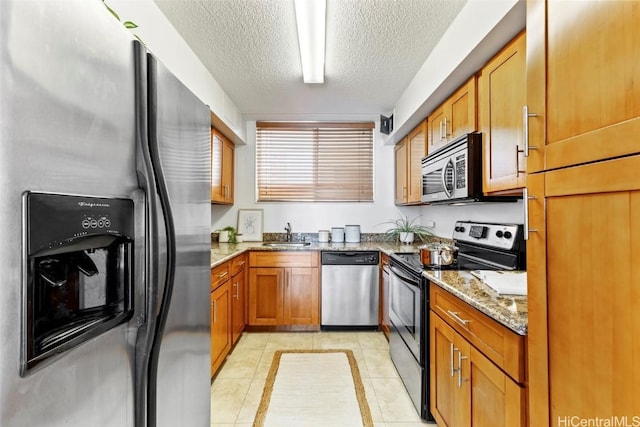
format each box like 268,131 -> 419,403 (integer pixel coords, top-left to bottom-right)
424,269 -> 528,335
210,240 -> 527,336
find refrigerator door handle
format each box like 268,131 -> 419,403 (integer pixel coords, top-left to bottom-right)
143,50 -> 178,427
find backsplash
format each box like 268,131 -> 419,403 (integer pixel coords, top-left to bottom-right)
211,232 -> 454,245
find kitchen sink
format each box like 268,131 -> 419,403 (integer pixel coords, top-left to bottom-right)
261,242 -> 311,247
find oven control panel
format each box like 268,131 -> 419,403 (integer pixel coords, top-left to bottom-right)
453,221 -> 522,250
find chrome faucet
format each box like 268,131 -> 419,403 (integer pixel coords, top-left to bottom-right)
284,222 -> 292,241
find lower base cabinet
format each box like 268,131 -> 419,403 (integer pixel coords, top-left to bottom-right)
248,251 -> 319,328
211,280 -> 231,376
430,312 -> 525,427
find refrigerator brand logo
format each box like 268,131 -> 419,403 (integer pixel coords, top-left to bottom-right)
78,201 -> 110,208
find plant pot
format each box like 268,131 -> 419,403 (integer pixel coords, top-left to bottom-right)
399,231 -> 414,244
219,230 -> 230,243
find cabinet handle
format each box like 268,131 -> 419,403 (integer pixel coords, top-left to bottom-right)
523,105 -> 538,157
233,282 -> 238,299
450,343 -> 456,377
457,351 -> 468,388
446,310 -> 470,326
439,120 -> 444,140
238,260 -> 245,266
217,271 -> 228,279
443,117 -> 450,138
523,188 -> 538,241
213,300 -> 217,323
516,145 -> 525,175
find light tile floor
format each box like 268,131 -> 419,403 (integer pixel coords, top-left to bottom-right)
211,331 -> 437,426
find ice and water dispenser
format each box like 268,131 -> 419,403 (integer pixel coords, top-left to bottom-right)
22,192 -> 134,374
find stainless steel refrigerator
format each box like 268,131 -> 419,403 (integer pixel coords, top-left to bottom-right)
0,1 -> 211,426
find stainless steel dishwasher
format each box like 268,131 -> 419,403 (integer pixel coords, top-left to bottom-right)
321,251 -> 380,328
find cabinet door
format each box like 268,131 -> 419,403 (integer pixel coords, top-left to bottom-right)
430,311 -> 458,426
427,105 -> 447,154
526,0 -> 640,172
211,282 -> 231,376
528,155 -> 640,425
231,268 -> 246,344
480,32 -> 526,193
407,121 -> 427,203
468,346 -> 525,427
283,267 -> 319,325
448,76 -> 477,141
248,268 -> 284,325
211,128 -> 234,204
394,139 -> 408,205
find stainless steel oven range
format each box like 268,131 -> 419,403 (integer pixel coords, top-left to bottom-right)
388,220 -> 526,421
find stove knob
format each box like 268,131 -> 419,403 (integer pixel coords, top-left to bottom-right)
496,230 -> 504,238
455,226 -> 465,233
504,231 -> 513,239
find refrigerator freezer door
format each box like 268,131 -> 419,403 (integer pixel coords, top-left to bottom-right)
145,54 -> 212,427
0,1 -> 141,426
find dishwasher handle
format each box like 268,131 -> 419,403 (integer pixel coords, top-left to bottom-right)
321,251 -> 379,265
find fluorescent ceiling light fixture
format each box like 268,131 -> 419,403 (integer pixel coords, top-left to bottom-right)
294,0 -> 326,84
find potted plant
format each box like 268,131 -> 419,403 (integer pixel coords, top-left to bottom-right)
218,226 -> 238,243
382,215 -> 434,244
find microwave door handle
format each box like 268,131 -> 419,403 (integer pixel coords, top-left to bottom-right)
442,158 -> 454,199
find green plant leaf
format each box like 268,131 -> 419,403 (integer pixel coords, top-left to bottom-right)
102,1 -> 121,21
123,21 -> 138,29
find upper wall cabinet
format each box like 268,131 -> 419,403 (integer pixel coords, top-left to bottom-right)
427,77 -> 477,154
395,119 -> 427,205
211,127 -> 234,204
394,136 -> 408,205
526,0 -> 640,173
479,31 -> 526,194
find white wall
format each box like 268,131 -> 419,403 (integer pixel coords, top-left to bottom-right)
211,120 -> 422,235
420,202 -> 524,238
109,0 -> 245,142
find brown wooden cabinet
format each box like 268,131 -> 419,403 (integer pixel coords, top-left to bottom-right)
430,285 -> 526,427
210,127 -> 234,204
479,31 -> 526,194
526,2 -> 640,425
210,262 -> 231,376
394,137 -> 408,205
230,253 -> 247,344
394,121 -> 427,205
427,77 -> 477,154
526,0 -> 640,174
248,251 -> 319,328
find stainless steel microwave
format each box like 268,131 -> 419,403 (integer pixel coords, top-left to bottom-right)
421,132 -> 518,204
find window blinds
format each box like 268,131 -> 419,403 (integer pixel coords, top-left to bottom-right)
256,122 -> 374,202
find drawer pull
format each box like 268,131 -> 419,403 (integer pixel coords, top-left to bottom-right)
217,271 -> 228,279
447,310 -> 470,326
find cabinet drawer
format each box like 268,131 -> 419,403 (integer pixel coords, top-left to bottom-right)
230,253 -> 247,276
430,284 -> 525,383
249,251 -> 319,268
211,262 -> 230,291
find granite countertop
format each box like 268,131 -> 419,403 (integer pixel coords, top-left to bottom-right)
210,241 -> 420,267
424,269 -> 528,336
210,240 -> 528,336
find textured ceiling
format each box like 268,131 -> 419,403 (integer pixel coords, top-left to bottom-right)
154,0 -> 468,120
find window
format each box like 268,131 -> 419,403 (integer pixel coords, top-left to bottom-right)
256,122 -> 374,202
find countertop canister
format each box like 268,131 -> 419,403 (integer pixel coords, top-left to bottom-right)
344,225 -> 361,243
331,227 -> 345,243
318,230 -> 330,243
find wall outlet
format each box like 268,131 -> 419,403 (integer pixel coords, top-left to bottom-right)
425,220 -> 435,228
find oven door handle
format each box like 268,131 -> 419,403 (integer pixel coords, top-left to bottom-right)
390,265 -> 420,286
